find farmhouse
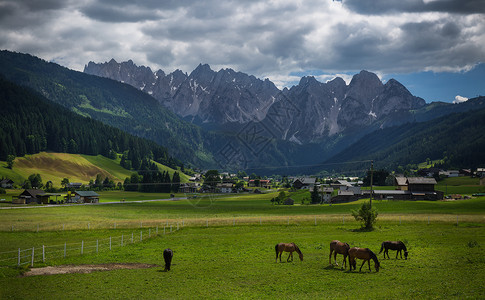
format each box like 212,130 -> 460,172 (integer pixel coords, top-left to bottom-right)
293,178 -> 317,190
322,187 -> 334,203
217,183 -> 234,193
13,189 -> 49,204
362,177 -> 442,200
0,178 -> 14,188
70,191 -> 100,203
180,182 -> 198,193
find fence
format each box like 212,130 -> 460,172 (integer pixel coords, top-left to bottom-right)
0,214 -> 480,268
0,226 -> 178,268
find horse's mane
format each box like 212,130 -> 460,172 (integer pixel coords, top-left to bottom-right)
367,248 -> 379,264
400,241 -> 408,251
293,243 -> 302,255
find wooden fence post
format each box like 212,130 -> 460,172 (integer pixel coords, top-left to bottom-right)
64,242 -> 66,258
18,248 -> 20,266
31,248 -> 34,267
42,245 -> 45,263
81,241 -> 84,255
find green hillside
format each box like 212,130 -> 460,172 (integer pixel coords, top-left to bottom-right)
0,152 -> 188,188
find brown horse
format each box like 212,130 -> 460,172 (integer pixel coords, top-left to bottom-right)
329,240 -> 350,269
349,247 -> 380,272
379,241 -> 408,259
275,243 -> 303,262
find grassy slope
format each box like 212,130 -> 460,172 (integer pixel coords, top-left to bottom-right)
0,152 -> 187,188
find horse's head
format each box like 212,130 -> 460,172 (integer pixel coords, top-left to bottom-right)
404,251 -> 408,260
375,260 -> 380,272
298,251 -> 304,261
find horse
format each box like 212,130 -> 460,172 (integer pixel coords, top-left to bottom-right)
379,241 -> 408,259
275,243 -> 303,262
163,248 -> 173,271
329,240 -> 350,269
349,247 -> 380,272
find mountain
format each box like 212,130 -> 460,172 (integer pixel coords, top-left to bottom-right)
85,61 -> 426,143
85,61 -> 280,125
320,96 -> 485,174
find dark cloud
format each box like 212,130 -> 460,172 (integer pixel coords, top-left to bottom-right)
344,0 -> 485,15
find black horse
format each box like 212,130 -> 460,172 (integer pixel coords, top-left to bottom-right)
379,241 -> 408,259
163,248 -> 173,271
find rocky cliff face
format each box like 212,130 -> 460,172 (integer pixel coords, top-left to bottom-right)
84,61 -> 426,143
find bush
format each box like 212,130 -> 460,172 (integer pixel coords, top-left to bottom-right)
0,187 -> 6,194
351,201 -> 378,230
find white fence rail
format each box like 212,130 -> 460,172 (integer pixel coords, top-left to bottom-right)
0,226 -> 177,268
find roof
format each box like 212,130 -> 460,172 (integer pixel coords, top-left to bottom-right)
0,179 -> 14,184
407,177 -> 437,185
20,189 -> 46,197
395,177 -> 407,186
74,191 -> 99,197
295,177 -> 316,184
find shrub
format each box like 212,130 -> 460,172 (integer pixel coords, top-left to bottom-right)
351,201 -> 378,230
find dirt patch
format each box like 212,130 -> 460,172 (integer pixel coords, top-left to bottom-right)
22,263 -> 158,277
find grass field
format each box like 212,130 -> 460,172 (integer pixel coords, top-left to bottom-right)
1,193 -> 484,299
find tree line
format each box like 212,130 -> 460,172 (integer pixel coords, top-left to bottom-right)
0,76 -> 181,170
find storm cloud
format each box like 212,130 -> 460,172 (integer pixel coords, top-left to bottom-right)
0,0 -> 484,90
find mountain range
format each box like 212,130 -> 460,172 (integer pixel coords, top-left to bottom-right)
1,50 -> 484,175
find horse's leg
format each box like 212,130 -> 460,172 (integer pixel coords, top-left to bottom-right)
278,251 -> 282,262
384,249 -> 389,259
368,259 -> 371,271
396,250 -> 400,259
287,251 -> 293,262
342,254 -> 346,269
334,252 -> 338,266
359,259 -> 366,272
329,250 -> 333,265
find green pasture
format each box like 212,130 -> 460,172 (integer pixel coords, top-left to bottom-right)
0,221 -> 484,299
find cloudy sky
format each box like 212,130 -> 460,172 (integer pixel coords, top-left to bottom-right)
1,0 -> 484,102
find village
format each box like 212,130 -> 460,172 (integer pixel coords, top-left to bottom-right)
2,168 -> 484,205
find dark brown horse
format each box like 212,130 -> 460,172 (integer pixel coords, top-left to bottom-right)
329,240 -> 350,269
379,241 -> 408,259
275,243 -> 303,262
349,247 -> 380,272
163,248 -> 173,271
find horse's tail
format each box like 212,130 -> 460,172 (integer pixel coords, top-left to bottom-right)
275,244 -> 279,258
379,242 -> 384,254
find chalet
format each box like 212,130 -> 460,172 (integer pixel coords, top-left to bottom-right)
13,189 -> 49,204
293,178 -> 317,190
217,183 -> 234,193
439,170 -> 459,177
322,187 -> 334,203
66,182 -> 83,189
248,179 -> 271,188
395,177 -> 408,191
363,177 -> 442,200
331,190 -> 358,203
283,197 -> 294,205
0,178 -> 14,188
72,191 -> 99,203
180,183 -> 198,193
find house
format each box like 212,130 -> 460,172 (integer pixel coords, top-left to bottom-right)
395,177 -> 408,191
13,189 -> 50,204
66,182 -> 83,189
217,183 -> 234,193
331,190 -> 358,203
439,170 -> 459,177
406,177 -> 437,192
293,178 -> 317,190
248,179 -> 271,188
322,187 -> 334,203
72,191 -> 99,203
283,197 -> 294,205
180,183 -> 198,193
0,178 -> 14,188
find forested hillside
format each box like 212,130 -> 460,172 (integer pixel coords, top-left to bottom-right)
0,76 -> 180,170
0,50 -> 215,167
322,96 -> 485,173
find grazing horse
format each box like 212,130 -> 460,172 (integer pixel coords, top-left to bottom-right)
163,248 -> 173,271
379,241 -> 408,259
329,240 -> 350,269
275,243 -> 303,262
349,247 -> 380,272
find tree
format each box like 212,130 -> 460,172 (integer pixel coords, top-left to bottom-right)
6,155 -> 15,169
351,201 -> 378,230
28,173 -> 43,189
61,178 -> 70,190
311,185 -> 321,204
204,170 -> 221,187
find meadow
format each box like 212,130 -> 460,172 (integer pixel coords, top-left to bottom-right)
0,192 -> 484,299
